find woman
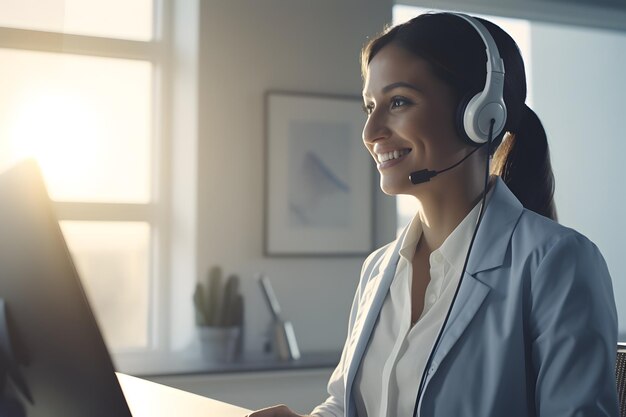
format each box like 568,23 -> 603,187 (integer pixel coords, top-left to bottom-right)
249,12 -> 618,417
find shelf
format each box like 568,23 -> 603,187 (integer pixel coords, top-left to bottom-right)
131,351 -> 341,378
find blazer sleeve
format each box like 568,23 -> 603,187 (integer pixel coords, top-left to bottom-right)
308,331 -> 350,417
529,233 -> 619,416
310,246 -> 387,417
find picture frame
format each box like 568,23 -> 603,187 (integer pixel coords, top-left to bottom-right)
264,92 -> 375,256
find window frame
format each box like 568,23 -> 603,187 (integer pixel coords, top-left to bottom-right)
0,0 -> 173,361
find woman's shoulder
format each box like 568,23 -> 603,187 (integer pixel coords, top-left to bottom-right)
356,239 -> 401,289
363,242 -> 394,266
359,241 -> 394,280
513,207 -> 603,263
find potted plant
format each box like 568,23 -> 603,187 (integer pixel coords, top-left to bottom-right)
193,266 -> 243,362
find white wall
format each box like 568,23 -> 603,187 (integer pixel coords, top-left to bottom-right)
181,0 -> 395,358
530,22 -> 626,335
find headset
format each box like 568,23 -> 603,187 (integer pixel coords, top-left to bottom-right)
408,12 -> 507,185
411,12 -> 507,416
454,13 -> 507,146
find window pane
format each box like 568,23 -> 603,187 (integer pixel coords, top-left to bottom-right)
60,221 -> 150,351
0,0 -> 153,41
0,49 -> 152,203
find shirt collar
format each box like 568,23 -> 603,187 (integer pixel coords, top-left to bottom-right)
398,212 -> 423,261
397,185 -> 495,272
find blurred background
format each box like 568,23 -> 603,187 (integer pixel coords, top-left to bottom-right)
1,0 -> 625,412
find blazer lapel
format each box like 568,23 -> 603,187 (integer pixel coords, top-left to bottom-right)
428,272 -> 491,371
466,177 -> 524,276
344,227 -> 408,417
422,178 -> 525,392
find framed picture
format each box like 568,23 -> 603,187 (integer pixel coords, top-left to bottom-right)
264,92 -> 374,256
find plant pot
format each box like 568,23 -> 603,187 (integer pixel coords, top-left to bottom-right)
197,326 -> 241,363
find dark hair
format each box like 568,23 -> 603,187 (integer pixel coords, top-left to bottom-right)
361,13 -> 557,221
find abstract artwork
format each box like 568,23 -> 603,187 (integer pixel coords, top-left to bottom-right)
265,92 -> 374,256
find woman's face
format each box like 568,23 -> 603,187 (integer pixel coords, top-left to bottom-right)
362,44 -> 470,196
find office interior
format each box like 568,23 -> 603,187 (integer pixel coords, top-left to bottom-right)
1,0 -> 625,412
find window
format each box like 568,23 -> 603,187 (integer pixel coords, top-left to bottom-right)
392,5 -> 532,235
0,0 -> 163,353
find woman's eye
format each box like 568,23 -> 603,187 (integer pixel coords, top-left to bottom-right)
362,97 -> 410,115
390,96 -> 410,109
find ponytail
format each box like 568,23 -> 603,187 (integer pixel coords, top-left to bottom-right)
491,105 -> 558,221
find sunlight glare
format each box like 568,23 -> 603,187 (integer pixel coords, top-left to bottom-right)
9,90 -> 101,198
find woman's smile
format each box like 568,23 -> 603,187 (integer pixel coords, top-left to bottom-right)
375,148 -> 412,169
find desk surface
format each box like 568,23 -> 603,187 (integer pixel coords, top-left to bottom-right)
117,373 -> 251,417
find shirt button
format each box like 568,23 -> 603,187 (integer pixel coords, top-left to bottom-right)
427,294 -> 437,305
432,252 -> 443,263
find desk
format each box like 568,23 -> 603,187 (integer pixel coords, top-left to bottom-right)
117,373 -> 251,417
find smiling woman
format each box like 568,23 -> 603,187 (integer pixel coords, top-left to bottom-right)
249,10 -> 618,417
361,44 -> 467,197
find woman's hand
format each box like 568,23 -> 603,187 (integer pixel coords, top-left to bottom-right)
245,404 -> 309,417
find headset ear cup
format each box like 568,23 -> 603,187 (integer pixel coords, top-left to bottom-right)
456,92 -> 480,146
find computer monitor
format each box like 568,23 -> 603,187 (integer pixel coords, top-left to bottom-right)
0,160 -> 132,417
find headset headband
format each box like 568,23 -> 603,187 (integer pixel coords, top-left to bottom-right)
452,13 -> 505,75
447,12 -> 507,145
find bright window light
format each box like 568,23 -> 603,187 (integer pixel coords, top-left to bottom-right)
0,0 -> 159,359
0,48 -> 152,203
0,0 -> 153,41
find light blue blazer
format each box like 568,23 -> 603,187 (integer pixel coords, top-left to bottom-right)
313,178 -> 619,417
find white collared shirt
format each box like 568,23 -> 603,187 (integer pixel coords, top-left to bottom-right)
353,200 -> 484,417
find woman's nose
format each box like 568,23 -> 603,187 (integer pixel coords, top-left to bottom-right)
362,111 -> 390,145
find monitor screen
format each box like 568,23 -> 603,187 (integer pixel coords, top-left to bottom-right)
0,160 -> 131,417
